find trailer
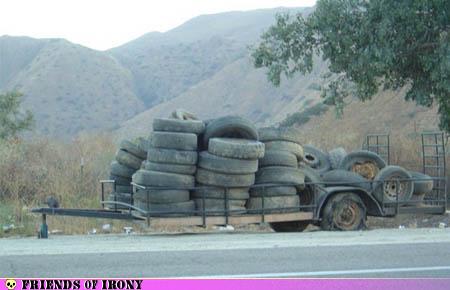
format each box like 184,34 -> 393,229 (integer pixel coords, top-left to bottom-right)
32,132 -> 447,238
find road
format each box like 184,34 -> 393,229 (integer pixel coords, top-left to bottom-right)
1,228 -> 449,278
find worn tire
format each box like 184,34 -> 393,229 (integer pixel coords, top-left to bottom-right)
328,147 -> 347,170
198,151 -> 258,174
194,199 -> 246,216
109,174 -> 131,186
264,141 -> 304,159
259,150 -> 297,168
136,137 -> 150,154
151,131 -> 198,151
133,188 -> 190,204
300,165 -> 323,205
105,193 -> 133,210
322,170 -> 372,192
143,161 -> 196,175
192,186 -> 250,200
114,185 -> 133,193
320,193 -> 366,231
339,150 -> 386,180
373,166 -> 414,204
303,145 -> 331,173
153,118 -> 205,134
208,138 -> 265,160
134,200 -> 195,216
147,147 -> 198,165
270,221 -> 310,232
255,166 -> 305,187
249,186 -> 297,197
116,149 -> 144,170
258,127 -> 302,144
196,168 -> 255,187
132,170 -> 195,188
171,109 -> 198,120
410,171 -> 434,195
110,161 -> 135,178
246,195 -> 300,214
120,140 -> 147,160
202,116 -> 258,148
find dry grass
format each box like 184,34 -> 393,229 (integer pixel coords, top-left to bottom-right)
0,133 -> 125,237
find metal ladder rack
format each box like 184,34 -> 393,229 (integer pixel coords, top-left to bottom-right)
363,134 -> 390,165
421,132 -> 447,204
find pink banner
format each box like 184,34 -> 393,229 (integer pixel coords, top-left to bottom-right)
1,278 -> 450,290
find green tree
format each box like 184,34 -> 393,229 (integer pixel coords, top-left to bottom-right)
252,0 -> 450,131
0,91 -> 34,139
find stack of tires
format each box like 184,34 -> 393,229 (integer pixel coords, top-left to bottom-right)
132,118 -> 205,216
194,116 -> 264,215
108,139 -> 147,209
247,127 -> 305,213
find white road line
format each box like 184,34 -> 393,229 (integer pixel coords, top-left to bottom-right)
182,266 -> 450,278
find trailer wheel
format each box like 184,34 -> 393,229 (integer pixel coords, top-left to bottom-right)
320,193 -> 366,231
270,221 -> 310,232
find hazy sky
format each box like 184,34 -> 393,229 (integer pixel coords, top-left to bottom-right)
0,0 -> 316,50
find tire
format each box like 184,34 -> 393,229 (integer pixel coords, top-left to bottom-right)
258,127 -> 302,144
264,141 -> 304,159
143,161 -> 196,175
202,116 -> 258,148
338,150 -> 386,180
320,193 -> 366,231
198,151 -> 258,174
134,200 -> 195,216
255,166 -> 305,187
147,147 -> 198,165
192,186 -> 250,200
106,193 -> 133,210
270,221 -> 310,232
300,165 -> 323,205
303,145 -> 331,173
259,150 -> 298,168
114,185 -> 133,193
322,170 -> 372,192
153,118 -> 205,134
133,188 -> 190,204
119,140 -> 147,160
328,147 -> 347,170
246,195 -> 300,214
132,170 -> 195,188
410,171 -> 434,195
249,186 -> 297,197
196,168 -> 255,187
208,138 -> 265,160
136,137 -> 150,154
151,131 -> 198,151
110,161 -> 135,178
194,199 -> 246,216
109,174 -> 131,186
171,109 -> 198,120
373,166 -> 414,204
116,149 -> 144,170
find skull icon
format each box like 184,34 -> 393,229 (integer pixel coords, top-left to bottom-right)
5,279 -> 16,290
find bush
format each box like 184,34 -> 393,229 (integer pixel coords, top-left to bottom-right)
280,103 -> 329,127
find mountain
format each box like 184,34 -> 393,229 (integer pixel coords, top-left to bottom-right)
109,8 -> 308,107
0,36 -> 143,136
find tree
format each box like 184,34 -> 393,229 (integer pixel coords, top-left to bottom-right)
252,0 -> 450,131
0,91 -> 34,139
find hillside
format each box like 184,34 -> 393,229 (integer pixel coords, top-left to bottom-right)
1,38 -> 143,135
116,56 -> 327,139
109,7 -> 308,107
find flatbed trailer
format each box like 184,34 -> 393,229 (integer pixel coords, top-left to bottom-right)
32,132 -> 448,238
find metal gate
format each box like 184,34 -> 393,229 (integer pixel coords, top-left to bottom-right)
421,132 -> 447,204
363,134 -> 390,165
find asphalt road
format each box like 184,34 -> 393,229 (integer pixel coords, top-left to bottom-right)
1,228 -> 450,278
